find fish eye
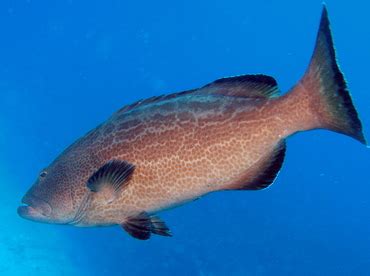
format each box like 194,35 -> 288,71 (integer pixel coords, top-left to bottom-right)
39,171 -> 48,178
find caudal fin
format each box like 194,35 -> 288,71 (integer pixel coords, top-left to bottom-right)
291,6 -> 366,145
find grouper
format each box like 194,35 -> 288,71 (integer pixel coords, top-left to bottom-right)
18,7 -> 366,240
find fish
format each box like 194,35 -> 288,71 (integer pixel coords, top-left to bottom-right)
18,6 -> 366,240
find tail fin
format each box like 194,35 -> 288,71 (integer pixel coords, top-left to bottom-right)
290,6 -> 366,145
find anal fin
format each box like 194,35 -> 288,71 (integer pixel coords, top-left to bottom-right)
228,140 -> 286,190
121,212 -> 172,240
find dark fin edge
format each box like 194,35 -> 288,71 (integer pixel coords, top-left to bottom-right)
122,212 -> 172,240
230,140 -> 286,191
115,75 -> 279,116
304,6 -> 366,145
201,74 -> 280,98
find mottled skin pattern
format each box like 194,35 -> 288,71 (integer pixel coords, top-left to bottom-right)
29,88 -> 320,227
20,72 -> 359,227
79,94 -> 290,225
19,7 -> 365,232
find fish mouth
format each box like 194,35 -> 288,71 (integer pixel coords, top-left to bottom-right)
17,195 -> 53,222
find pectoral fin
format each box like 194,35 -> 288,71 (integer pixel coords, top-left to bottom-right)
121,212 -> 172,240
87,160 -> 135,202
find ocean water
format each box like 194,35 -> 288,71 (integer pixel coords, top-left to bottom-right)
1,0 -> 370,275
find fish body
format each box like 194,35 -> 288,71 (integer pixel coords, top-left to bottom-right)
18,7 -> 366,240
70,92 -> 284,226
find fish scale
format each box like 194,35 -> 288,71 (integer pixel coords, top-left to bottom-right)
18,6 -> 366,240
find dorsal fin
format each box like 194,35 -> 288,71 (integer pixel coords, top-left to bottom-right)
115,90 -> 196,115
199,74 -> 280,99
115,74 -> 279,116
225,140 -> 286,191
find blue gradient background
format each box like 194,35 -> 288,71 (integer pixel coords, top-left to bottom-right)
1,0 -> 369,275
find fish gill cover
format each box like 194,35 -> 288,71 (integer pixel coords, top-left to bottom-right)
1,0 -> 370,276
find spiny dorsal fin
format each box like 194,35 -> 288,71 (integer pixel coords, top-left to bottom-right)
115,90 -> 196,115
87,160 -> 135,202
199,74 -> 280,99
115,75 -> 279,116
226,140 -> 286,191
121,212 -> 172,240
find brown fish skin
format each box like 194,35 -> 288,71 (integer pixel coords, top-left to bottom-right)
18,6 -> 366,239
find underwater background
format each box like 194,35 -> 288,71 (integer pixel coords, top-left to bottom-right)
1,0 -> 370,275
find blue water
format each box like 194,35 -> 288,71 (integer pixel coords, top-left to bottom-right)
1,0 -> 369,275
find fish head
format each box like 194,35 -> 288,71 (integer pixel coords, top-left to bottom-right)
18,151 -> 91,224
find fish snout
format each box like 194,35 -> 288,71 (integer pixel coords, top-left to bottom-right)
17,194 -> 52,222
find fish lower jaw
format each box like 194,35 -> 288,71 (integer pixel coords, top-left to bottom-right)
17,204 -> 48,222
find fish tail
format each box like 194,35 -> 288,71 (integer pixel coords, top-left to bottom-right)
288,5 -> 366,145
